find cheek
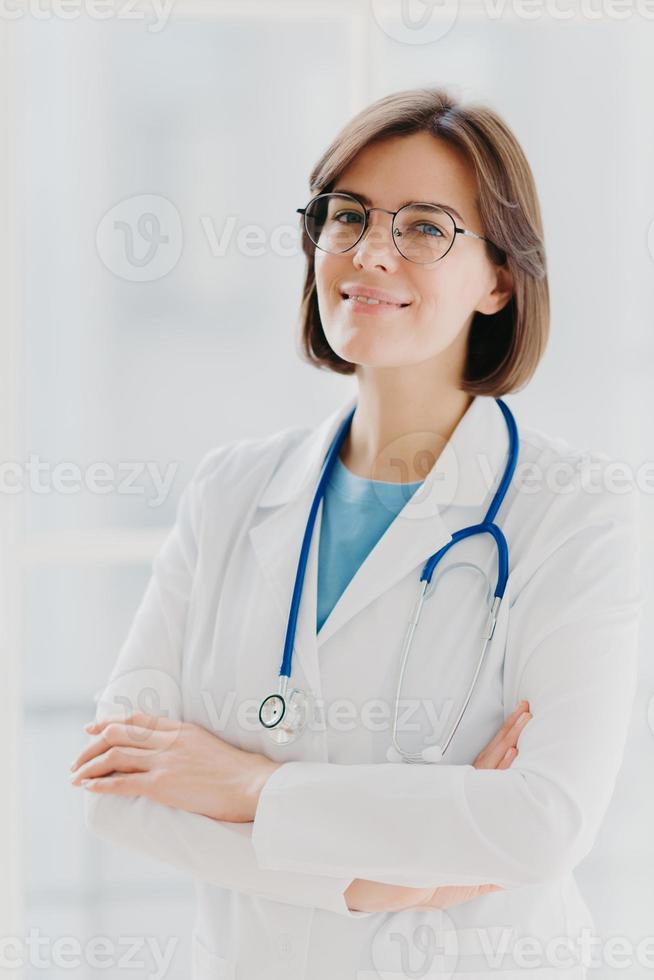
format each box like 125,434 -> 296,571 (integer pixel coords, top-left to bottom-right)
314,250 -> 337,286
314,256 -> 340,313
417,262 -> 480,320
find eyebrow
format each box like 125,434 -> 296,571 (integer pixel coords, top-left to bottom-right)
332,188 -> 465,225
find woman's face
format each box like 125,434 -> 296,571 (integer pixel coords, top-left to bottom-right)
313,131 -> 513,373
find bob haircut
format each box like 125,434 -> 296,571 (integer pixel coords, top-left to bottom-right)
297,87 -> 549,396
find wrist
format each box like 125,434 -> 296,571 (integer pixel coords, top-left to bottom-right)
248,757 -> 283,820
415,887 -> 438,908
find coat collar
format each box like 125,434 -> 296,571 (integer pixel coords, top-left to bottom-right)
249,392 -> 514,697
258,390 -> 511,512
257,393 -> 359,509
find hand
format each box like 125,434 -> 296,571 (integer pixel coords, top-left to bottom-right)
415,701 -> 531,909
472,699 -> 532,770
416,882 -> 504,909
69,711 -> 282,823
345,701 -> 532,912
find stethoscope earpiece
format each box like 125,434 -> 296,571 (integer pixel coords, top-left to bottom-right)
421,743 -> 445,763
386,742 -> 444,763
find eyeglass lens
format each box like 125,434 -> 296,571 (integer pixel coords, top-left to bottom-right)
303,194 -> 455,264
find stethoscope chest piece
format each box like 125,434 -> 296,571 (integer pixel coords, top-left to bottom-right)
258,693 -> 286,728
259,686 -> 310,744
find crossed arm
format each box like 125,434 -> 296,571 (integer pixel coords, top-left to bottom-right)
70,693 -> 531,913
69,449 -> 642,915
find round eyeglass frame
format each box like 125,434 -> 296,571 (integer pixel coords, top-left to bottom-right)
296,191 -> 502,265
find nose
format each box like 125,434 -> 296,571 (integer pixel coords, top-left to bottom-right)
351,209 -> 401,271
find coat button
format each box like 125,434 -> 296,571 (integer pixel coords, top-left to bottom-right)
277,932 -> 294,958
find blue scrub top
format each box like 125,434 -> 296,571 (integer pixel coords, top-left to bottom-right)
316,455 -> 424,633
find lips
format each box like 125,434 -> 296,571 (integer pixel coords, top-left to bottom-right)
340,288 -> 412,308
343,295 -> 406,308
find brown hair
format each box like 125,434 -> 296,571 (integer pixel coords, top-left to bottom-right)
297,87 -> 549,396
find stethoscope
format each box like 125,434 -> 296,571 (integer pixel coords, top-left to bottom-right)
258,397 -> 519,763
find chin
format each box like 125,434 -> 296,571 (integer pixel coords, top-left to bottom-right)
327,335 -> 415,368
324,319 -> 420,367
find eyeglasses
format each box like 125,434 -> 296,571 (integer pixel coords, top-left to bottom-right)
296,192 -> 500,265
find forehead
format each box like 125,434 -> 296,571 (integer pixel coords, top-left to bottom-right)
334,131 -> 479,225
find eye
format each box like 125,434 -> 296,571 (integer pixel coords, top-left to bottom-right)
413,222 -> 444,238
332,210 -> 364,225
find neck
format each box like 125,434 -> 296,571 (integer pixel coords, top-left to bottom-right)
340,365 -> 474,484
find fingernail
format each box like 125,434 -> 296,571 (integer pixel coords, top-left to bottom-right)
69,761 -> 78,772
517,711 -> 529,724
84,723 -> 96,732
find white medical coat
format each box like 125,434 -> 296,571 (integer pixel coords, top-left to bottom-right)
84,392 -> 644,980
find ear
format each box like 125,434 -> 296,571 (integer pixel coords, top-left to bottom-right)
475,261 -> 514,316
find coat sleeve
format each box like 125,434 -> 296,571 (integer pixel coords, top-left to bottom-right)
83,447 -> 372,919
251,469 -> 645,890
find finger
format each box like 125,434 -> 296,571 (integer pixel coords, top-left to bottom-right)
490,713 -> 531,767
493,709 -> 532,756
505,711 -> 532,747
84,711 -> 178,735
70,746 -> 157,785
77,772 -> 156,797
475,710 -> 530,769
495,701 -> 530,741
496,747 -> 517,770
482,701 -> 530,754
70,722 -> 169,772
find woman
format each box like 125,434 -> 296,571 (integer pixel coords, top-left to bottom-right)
70,88 -> 641,980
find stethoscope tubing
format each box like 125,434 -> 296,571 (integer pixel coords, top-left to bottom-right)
261,397 -> 519,759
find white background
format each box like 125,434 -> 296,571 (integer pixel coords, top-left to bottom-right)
1,1 -> 653,977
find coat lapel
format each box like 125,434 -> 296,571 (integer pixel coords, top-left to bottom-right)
316,394 -> 514,647
248,392 -> 514,696
247,394 -> 358,697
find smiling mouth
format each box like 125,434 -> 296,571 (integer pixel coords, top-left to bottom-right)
340,292 -> 411,308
